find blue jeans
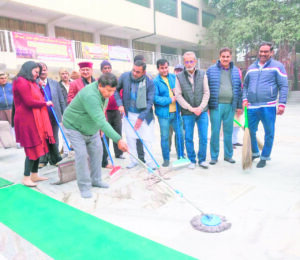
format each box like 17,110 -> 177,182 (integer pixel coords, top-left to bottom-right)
182,112 -> 208,164
247,107 -> 276,160
210,104 -> 235,160
158,112 -> 184,161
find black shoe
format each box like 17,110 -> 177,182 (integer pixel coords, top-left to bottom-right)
233,142 -> 243,146
256,159 -> 266,168
162,160 -> 170,167
252,155 -> 260,161
116,154 -> 125,159
209,159 -> 218,165
224,158 -> 236,164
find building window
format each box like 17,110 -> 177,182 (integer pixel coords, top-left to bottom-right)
0,16 -> 46,35
161,45 -> 177,55
202,11 -> 215,28
181,3 -> 198,24
55,27 -> 93,42
154,0 -> 177,17
133,41 -> 155,52
126,0 -> 150,7
100,35 -> 128,48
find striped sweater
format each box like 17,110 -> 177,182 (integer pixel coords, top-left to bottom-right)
242,58 -> 288,109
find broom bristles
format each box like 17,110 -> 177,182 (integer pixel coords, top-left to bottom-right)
242,128 -> 252,170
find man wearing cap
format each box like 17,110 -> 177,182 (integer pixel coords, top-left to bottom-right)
0,72 -> 13,126
101,60 -> 125,160
114,60 -> 156,169
175,51 -> 210,170
153,59 -> 184,167
174,64 -> 184,75
67,62 -> 95,104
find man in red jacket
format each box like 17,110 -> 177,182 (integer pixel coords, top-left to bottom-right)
101,60 -> 125,159
67,62 -> 95,104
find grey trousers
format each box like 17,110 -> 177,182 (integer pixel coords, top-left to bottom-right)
64,127 -> 103,193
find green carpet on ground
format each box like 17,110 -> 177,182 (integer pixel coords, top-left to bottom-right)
0,185 -> 195,260
0,177 -> 13,188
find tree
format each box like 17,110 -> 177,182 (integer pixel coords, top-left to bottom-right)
205,0 -> 300,50
204,0 -> 300,88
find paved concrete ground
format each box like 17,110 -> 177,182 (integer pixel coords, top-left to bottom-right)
1,103 -> 300,260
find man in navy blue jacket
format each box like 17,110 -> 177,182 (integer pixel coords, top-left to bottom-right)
243,42 -> 288,168
114,60 -> 156,169
207,47 -> 242,165
153,59 -> 184,167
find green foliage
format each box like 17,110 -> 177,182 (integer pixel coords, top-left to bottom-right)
205,0 -> 300,49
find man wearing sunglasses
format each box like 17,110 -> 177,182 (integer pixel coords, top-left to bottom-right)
175,52 -> 210,169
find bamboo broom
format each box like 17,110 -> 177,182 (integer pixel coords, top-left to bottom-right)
233,119 -> 264,150
242,106 -> 252,170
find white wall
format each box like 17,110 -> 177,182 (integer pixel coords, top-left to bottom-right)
12,0 -> 155,34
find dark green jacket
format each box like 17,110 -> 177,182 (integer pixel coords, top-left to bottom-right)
63,81 -> 121,143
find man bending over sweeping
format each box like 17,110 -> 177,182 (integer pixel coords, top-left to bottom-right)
63,73 -> 128,198
243,42 -> 288,168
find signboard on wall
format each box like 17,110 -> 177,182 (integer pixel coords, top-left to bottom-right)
108,46 -> 132,62
82,42 -> 109,60
12,32 -> 74,62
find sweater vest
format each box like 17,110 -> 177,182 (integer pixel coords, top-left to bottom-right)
177,70 -> 207,115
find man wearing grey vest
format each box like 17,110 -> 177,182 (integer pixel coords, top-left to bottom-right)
175,52 -> 210,169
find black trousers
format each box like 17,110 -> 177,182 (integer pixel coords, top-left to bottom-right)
24,157 -> 39,176
136,139 -> 145,163
39,120 -> 61,165
101,137 -> 109,167
106,110 -> 123,157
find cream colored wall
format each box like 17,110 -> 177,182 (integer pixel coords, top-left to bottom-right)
12,0 -> 155,34
155,12 -> 204,44
11,0 -> 205,44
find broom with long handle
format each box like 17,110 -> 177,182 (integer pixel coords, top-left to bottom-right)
41,86 -> 71,151
171,102 -> 190,168
124,114 -> 160,168
127,151 -> 231,233
102,134 -> 121,176
233,119 -> 263,150
242,106 -> 252,169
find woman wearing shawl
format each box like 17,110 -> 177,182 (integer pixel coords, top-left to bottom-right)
13,61 -> 55,187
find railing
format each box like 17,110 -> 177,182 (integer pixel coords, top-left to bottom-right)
0,30 -> 206,69
0,31 -> 14,53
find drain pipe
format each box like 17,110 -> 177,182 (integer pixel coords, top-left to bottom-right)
131,5 -> 156,52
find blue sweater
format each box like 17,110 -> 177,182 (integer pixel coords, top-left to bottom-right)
206,61 -> 242,110
114,72 -> 154,124
153,73 -> 176,118
243,58 -> 288,108
0,83 -> 13,110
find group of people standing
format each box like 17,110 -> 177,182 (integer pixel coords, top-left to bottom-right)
2,41 -> 288,198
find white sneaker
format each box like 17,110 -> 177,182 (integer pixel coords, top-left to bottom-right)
126,162 -> 138,169
188,163 -> 196,169
199,161 -> 209,169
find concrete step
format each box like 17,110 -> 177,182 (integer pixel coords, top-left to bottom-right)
288,91 -> 300,103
